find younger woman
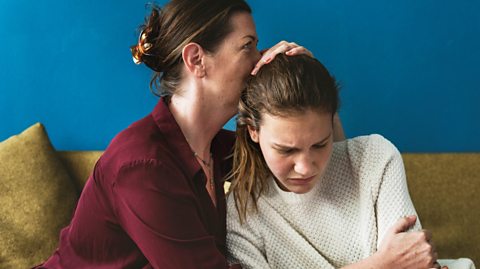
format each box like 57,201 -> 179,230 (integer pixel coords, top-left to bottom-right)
226,54 -> 457,269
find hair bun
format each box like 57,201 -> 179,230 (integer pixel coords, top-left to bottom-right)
130,43 -> 143,65
130,30 -> 164,72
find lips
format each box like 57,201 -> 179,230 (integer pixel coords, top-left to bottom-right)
287,175 -> 316,185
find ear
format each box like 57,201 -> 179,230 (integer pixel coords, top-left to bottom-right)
247,125 -> 259,143
182,43 -> 206,77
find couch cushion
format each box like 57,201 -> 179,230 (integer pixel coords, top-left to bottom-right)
404,153 -> 480,266
57,151 -> 103,192
0,123 -> 77,268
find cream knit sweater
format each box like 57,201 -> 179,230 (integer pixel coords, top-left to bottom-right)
226,134 -> 420,269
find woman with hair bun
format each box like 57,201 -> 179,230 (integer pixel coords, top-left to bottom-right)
34,0 -> 313,268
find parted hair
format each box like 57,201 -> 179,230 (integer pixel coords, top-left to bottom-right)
229,54 -> 340,223
131,0 -> 251,96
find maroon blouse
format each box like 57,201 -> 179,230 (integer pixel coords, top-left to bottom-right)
35,98 -> 240,268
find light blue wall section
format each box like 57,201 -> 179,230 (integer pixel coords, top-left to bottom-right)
1,0 -> 479,152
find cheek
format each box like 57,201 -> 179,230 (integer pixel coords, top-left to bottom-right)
263,151 -> 291,179
237,53 -> 257,76
317,145 -> 333,171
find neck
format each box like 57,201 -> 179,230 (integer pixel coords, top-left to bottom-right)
169,88 -> 236,160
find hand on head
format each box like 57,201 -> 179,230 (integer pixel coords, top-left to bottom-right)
377,215 -> 447,269
251,41 -> 313,75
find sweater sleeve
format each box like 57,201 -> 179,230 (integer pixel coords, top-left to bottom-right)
112,160 -> 234,269
371,135 -> 421,248
226,196 -> 271,269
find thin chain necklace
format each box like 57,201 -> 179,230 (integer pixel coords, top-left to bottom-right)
193,152 -> 216,205
193,152 -> 212,167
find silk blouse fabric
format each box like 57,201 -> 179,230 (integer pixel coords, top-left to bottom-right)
35,97 -> 238,269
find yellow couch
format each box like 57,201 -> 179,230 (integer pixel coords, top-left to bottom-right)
0,123 -> 478,268
58,151 -> 480,267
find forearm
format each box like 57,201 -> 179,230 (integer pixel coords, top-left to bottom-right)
340,252 -> 388,269
333,113 -> 345,141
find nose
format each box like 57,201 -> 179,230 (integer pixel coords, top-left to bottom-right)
293,154 -> 315,177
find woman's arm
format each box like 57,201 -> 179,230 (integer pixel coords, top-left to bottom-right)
113,161 -> 235,269
333,112 -> 346,141
342,216 -> 444,269
342,135 -> 443,269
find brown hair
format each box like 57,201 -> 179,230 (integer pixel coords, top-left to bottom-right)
229,54 -> 340,223
131,0 -> 251,96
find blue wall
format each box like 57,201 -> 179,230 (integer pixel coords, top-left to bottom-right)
1,0 -> 479,152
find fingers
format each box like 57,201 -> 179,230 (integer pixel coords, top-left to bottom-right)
251,41 -> 313,75
285,46 -> 313,57
420,230 -> 439,269
389,215 -> 417,234
423,229 -> 433,242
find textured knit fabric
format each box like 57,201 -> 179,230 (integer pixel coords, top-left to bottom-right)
227,134 -> 420,269
36,98 -> 238,269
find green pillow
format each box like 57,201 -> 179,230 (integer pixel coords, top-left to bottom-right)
0,123 -> 77,268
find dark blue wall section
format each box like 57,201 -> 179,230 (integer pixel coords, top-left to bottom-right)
1,0 -> 479,152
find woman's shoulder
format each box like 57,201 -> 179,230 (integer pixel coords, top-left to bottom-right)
331,134 -> 402,177
342,134 -> 400,158
331,134 -> 405,199
98,114 -> 176,172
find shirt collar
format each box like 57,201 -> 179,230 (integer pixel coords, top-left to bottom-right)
151,97 -> 234,181
152,97 -> 201,180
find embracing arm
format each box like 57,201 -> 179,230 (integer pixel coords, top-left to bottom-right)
341,216 -> 444,269
113,161 -> 237,269
333,113 -> 345,141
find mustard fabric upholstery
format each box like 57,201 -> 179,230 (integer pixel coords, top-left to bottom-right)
57,151 -> 480,265
57,151 -> 103,193
404,153 -> 480,265
56,151 -> 480,265
0,123 -> 78,268
1,124 -> 477,266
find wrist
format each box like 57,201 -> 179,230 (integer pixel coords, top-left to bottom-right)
368,251 -> 390,269
340,251 -> 390,269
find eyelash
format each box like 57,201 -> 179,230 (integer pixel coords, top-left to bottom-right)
313,143 -> 327,149
243,39 -> 259,50
277,144 -> 326,155
243,42 -> 252,50
278,149 -> 294,155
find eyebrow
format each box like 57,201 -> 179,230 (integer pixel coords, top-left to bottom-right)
243,35 -> 258,41
273,132 -> 332,150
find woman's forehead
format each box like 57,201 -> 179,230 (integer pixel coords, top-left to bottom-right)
259,111 -> 333,141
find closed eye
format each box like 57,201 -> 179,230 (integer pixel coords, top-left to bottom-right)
242,39 -> 258,50
312,143 -> 327,149
243,41 -> 253,50
276,147 -> 296,155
